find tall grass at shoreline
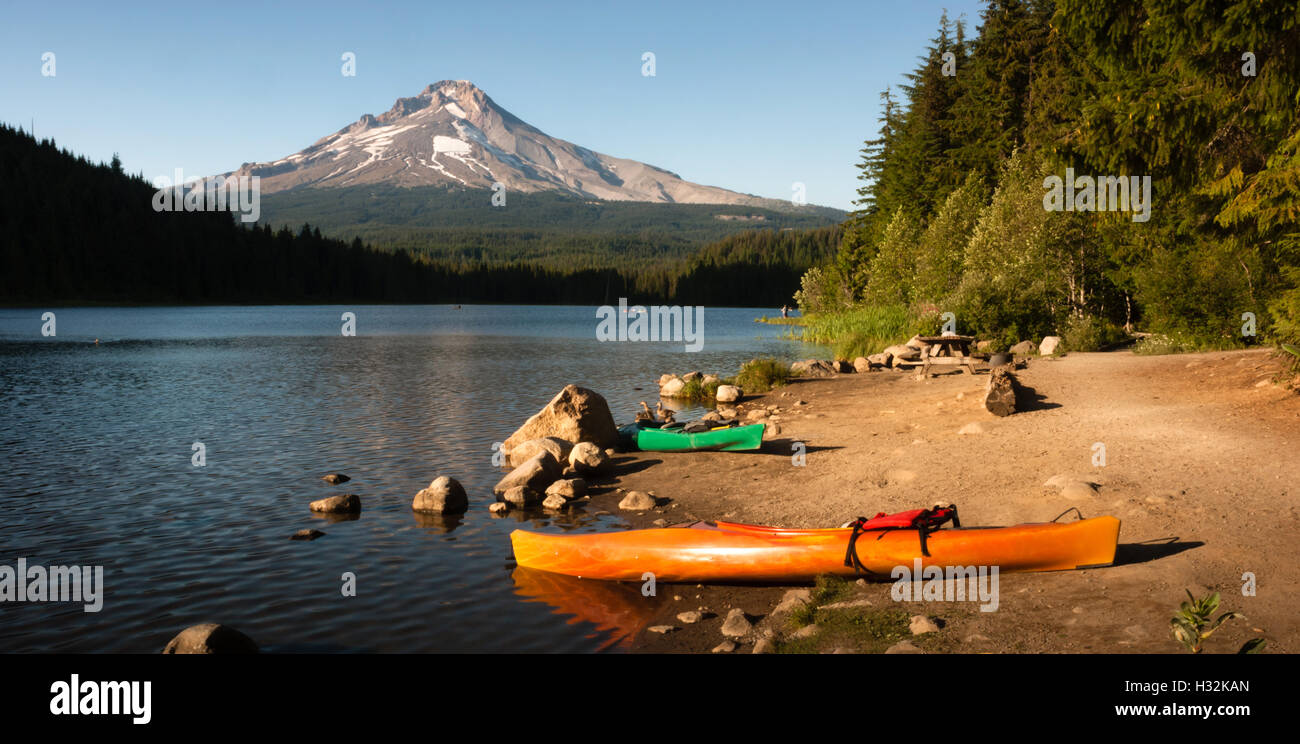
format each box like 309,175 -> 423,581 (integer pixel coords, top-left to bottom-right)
759,305 -> 940,359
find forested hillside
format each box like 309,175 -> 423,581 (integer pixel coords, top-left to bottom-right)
805,0 -> 1300,357
257,184 -> 843,271
0,124 -> 834,306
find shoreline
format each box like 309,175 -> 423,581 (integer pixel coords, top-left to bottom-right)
566,347 -> 1300,654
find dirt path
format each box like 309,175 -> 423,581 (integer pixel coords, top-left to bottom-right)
583,348 -> 1299,654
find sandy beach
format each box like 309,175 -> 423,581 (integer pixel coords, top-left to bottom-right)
577,348 -> 1300,654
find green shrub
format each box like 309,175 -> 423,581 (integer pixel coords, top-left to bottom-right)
731,357 -> 790,394
1061,315 -> 1129,352
674,377 -> 722,402
1133,329 -> 1247,356
1269,265 -> 1300,371
793,265 -> 851,315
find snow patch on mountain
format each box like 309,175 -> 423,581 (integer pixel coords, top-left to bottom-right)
223,80 -> 782,207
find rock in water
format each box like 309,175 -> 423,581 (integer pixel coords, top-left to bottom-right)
545,477 -> 587,499
542,493 -> 568,510
412,476 -> 469,514
289,529 -> 325,541
721,608 -> 753,638
493,451 -> 562,495
618,490 -> 656,510
659,377 -> 686,397
309,493 -> 361,513
502,486 -> 541,507
501,385 -> 620,455
507,437 -> 574,469
488,502 -> 510,515
1039,336 -> 1061,355
162,624 -> 258,654
715,384 -> 742,403
984,367 -> 1019,417
568,442 -> 609,474
681,371 -> 702,382
321,473 -> 350,485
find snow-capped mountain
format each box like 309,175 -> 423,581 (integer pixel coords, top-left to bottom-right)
226,80 -> 780,206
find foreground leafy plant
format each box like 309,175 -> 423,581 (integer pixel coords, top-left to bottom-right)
1170,590 -> 1263,654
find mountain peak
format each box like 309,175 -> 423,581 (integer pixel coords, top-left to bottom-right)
226,81 -> 779,208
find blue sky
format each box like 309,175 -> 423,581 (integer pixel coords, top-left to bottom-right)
2,0 -> 986,212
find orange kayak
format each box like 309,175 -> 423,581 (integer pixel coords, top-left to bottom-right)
510,516 -> 1120,583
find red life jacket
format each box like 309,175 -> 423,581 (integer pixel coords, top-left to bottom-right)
843,505 -> 961,575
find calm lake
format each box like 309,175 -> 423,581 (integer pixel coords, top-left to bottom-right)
0,305 -> 823,652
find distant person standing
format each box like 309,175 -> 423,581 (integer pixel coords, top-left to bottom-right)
781,305 -> 790,318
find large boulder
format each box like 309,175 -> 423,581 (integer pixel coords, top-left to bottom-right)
715,384 -> 742,403
1010,340 -> 1036,355
412,476 -> 469,514
502,385 -> 620,454
545,477 -> 587,500
681,371 -> 702,382
659,377 -> 686,397
853,357 -> 872,373
790,359 -> 835,377
568,441 -> 609,473
502,486 -> 542,507
984,367 -> 1019,417
507,437 -> 574,469
162,624 -> 258,654
1039,336 -> 1062,355
493,451 -> 563,496
883,345 -> 920,365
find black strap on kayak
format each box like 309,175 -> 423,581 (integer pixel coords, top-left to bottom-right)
842,519 -> 880,577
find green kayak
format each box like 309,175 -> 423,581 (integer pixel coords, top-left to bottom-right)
622,422 -> 765,452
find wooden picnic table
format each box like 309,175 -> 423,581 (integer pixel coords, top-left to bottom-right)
916,335 -> 981,377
